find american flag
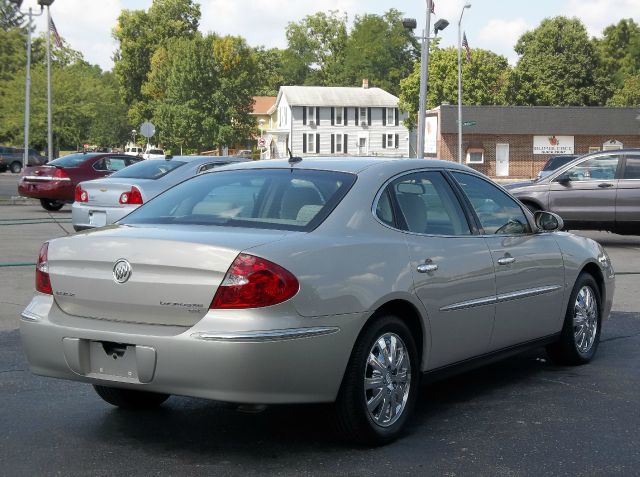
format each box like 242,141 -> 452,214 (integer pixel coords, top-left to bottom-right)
462,32 -> 471,62
49,16 -> 63,48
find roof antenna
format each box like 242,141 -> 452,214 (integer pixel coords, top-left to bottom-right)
287,146 -> 302,165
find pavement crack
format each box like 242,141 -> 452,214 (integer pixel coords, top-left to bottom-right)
600,331 -> 640,343
535,377 -> 635,404
0,301 -> 22,307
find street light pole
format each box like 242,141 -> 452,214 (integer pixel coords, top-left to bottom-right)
416,5 -> 432,159
46,4 -> 53,162
457,3 -> 471,164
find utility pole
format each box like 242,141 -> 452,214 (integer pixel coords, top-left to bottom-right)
457,3 -> 471,164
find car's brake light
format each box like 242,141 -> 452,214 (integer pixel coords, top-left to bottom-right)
74,185 -> 88,202
52,168 -> 69,180
119,186 -> 143,205
36,242 -> 52,295
211,253 -> 299,309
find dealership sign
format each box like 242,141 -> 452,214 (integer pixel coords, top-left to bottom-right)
533,135 -> 574,154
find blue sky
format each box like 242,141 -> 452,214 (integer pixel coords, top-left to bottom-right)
19,0 -> 640,71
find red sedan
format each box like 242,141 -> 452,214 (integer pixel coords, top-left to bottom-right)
18,152 -> 142,211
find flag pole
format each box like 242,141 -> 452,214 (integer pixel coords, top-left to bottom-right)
417,0 -> 433,159
457,4 -> 471,164
46,6 -> 53,162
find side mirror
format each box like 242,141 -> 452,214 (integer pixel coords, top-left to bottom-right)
556,174 -> 571,185
534,210 -> 564,232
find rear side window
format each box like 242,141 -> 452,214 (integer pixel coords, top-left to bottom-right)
110,160 -> 186,179
623,155 -> 640,179
544,155 -> 577,171
122,169 -> 356,231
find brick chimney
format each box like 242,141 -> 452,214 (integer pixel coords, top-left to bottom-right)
362,79 -> 369,89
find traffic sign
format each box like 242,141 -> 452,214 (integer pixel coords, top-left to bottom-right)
258,136 -> 266,147
140,121 -> 156,138
462,120 -> 477,127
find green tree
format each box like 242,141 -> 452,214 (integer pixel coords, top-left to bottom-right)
1,0 -> 24,30
399,47 -> 510,130
608,74 -> 640,106
340,9 -> 418,95
253,47 -> 286,96
596,19 -> 640,88
508,16 -> 608,106
283,10 -> 348,85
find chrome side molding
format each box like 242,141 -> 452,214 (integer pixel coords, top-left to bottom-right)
191,326 -> 340,342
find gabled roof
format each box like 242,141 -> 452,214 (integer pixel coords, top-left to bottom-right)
437,105 -> 640,135
275,86 -> 399,108
251,96 -> 276,115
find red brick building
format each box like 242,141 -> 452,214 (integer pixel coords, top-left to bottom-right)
426,105 -> 640,179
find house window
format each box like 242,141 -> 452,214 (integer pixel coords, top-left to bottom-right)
335,107 -> 343,126
386,134 -> 394,148
386,108 -> 395,125
307,133 -> 316,153
336,134 -> 342,153
588,146 -> 600,153
466,148 -> 484,164
308,107 -> 315,125
359,107 -> 367,124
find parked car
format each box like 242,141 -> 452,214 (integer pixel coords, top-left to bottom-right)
506,149 -> 640,235
537,154 -> 579,179
18,152 -> 142,211
235,149 -> 253,159
0,146 -> 47,173
72,155 -> 250,231
124,146 -> 144,156
143,148 -> 165,160
21,158 -> 614,445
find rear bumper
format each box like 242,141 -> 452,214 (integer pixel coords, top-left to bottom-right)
18,179 -> 74,201
20,295 -> 364,404
71,203 -> 137,230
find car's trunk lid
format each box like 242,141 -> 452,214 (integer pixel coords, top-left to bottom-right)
47,225 -> 295,326
80,178 -> 154,207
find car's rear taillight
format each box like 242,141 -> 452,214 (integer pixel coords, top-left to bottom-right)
36,242 -> 52,295
211,253 -> 299,309
74,185 -> 88,202
52,168 -> 69,180
119,186 -> 143,205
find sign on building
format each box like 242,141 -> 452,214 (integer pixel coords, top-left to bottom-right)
533,135 -> 574,154
425,116 -> 438,154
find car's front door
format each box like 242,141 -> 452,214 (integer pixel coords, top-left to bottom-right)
379,170 -> 496,369
615,153 -> 640,232
548,153 -> 621,226
450,172 -> 566,350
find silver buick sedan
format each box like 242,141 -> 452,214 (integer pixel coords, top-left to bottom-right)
21,158 -> 614,445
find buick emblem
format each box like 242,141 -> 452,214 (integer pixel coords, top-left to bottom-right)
113,259 -> 132,284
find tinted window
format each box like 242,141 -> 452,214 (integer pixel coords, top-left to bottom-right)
623,155 -> 640,179
384,171 -> 470,235
147,149 -> 164,155
452,172 -> 530,235
110,160 -> 186,179
543,155 -> 577,171
94,157 -> 131,172
375,188 -> 394,227
122,169 -> 356,231
48,153 -> 98,167
563,155 -> 620,181
198,162 -> 230,173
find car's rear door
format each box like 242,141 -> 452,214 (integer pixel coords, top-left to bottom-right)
450,171 -> 566,350
548,153 -> 621,226
615,152 -> 640,232
379,170 -> 497,369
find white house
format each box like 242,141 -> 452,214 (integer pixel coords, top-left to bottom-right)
265,82 -> 409,159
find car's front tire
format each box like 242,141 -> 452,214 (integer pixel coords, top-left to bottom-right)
10,161 -> 21,174
93,385 -> 170,409
546,273 -> 602,365
335,314 -> 419,445
39,199 -> 64,211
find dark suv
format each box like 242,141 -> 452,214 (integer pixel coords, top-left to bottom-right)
0,146 -> 48,173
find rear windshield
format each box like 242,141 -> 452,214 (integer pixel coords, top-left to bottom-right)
147,149 -> 164,155
121,168 -> 356,231
48,153 -> 97,167
110,160 -> 186,179
543,155 -> 577,171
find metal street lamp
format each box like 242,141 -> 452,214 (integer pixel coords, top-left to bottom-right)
457,3 -> 471,164
9,0 -> 45,170
403,4 -> 449,159
40,0 -> 56,163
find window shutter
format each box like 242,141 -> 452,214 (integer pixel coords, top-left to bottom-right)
355,108 -> 359,126
395,134 -> 399,148
316,107 -> 320,125
367,107 -> 372,126
331,134 -> 335,154
331,107 -> 335,126
303,107 -> 307,125
395,108 -> 399,126
382,109 -> 387,126
343,134 -> 348,154
343,107 -> 348,126
303,134 -> 307,153
382,134 -> 386,149
316,134 -> 320,154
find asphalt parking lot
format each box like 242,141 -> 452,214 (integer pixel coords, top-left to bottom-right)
1,180 -> 639,475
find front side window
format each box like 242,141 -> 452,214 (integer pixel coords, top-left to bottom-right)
561,155 -> 620,181
452,172 -> 530,235
121,169 -> 356,232
377,171 -> 471,236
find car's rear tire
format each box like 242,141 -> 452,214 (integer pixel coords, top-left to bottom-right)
39,199 -> 64,211
335,314 -> 419,445
93,385 -> 170,409
10,161 -> 21,174
546,273 -> 601,365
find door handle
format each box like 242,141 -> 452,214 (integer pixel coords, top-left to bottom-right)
417,260 -> 438,273
598,183 -> 614,188
497,257 -> 515,266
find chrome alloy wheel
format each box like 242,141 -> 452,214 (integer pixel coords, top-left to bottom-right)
573,285 -> 598,354
364,332 -> 411,428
